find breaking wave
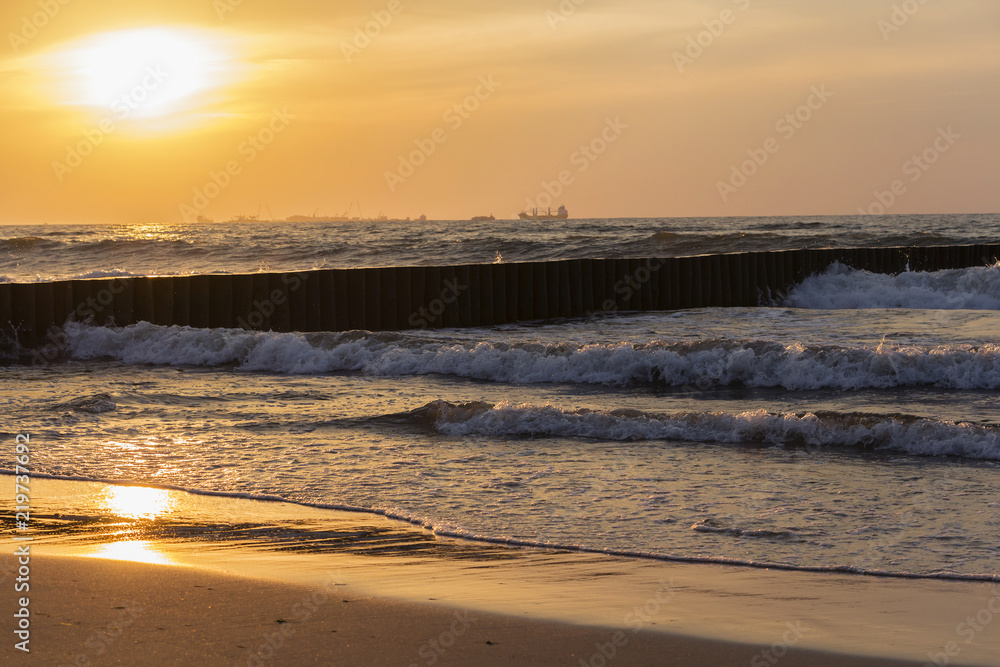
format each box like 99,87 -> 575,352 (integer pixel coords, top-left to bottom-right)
786,262 -> 1000,310
57,321 -> 1000,390
409,400 -> 1000,460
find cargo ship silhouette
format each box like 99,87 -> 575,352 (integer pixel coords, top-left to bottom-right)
518,205 -> 568,220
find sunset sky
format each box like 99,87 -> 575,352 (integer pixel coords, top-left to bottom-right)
0,0 -> 997,223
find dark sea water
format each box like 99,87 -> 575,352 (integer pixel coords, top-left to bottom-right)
2,215 -> 1000,579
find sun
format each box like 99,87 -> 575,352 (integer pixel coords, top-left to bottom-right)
39,28 -> 233,120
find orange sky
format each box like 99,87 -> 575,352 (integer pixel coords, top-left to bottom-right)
0,0 -> 997,223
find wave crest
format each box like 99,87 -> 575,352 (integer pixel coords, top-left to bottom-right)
418,400 -> 1000,459
59,322 -> 1000,391
787,262 -> 1000,310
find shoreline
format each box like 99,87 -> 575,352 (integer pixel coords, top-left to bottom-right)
3,478 -> 999,665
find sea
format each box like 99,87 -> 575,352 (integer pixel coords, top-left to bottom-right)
2,213 -> 1000,581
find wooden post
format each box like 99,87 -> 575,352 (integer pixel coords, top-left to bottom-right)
10,284 -> 37,348
591,259 -> 615,314
503,263 -> 519,324
402,267 -> 425,330
209,275 -> 233,329
286,272 -> 309,332
558,260 -> 573,317
706,255 -> 722,307
532,262 -> 549,320
34,282 -> 55,338
132,277 -> 154,325
335,270 -> 352,331
251,273 -> 272,331
318,271 -> 338,332
394,267 -> 412,331
489,264 -> 506,325
517,263 -> 533,321
678,257 -> 696,309
231,274 -> 255,330
149,278 -> 174,327
477,264 -> 494,327
455,264 -> 473,328
373,268 -> 395,331
348,269 -> 367,331
569,259 -> 584,316
189,276 -> 211,328
268,273 -> 291,332
173,276 -> 191,327
0,283 -> 12,343
439,266 -> 458,328
363,268 -> 382,331
719,254 -> 733,307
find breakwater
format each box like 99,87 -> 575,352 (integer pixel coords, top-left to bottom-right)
2,244 -> 997,350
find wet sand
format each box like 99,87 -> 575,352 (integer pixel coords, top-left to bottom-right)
2,478 -> 997,666
0,555 -> 961,667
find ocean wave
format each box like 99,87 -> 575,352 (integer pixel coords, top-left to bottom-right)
414,400 -> 1000,460
0,268 -> 145,282
5,470 -> 998,582
58,321 -> 1000,390
51,393 -> 117,414
786,262 -> 1000,310
0,236 -> 49,252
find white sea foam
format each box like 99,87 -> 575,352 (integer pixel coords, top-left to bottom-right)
62,321 -> 1000,390
424,400 -> 1000,460
787,262 -> 1000,310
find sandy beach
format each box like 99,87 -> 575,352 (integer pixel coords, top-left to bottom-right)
3,479 -> 998,666
0,554 -> 965,667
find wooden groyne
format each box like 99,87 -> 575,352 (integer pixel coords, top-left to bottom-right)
1,244 -> 998,349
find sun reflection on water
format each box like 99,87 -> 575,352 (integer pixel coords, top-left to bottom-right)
86,540 -> 173,565
86,486 -> 179,564
102,485 -> 175,520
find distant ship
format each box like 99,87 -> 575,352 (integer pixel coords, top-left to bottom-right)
285,211 -> 349,223
471,214 -> 495,222
518,205 -> 568,221
284,205 -> 427,224
213,204 -> 428,225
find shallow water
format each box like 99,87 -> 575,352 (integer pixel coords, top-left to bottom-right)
2,216 -> 999,580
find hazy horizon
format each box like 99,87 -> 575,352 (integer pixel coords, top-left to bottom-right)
2,0 -> 997,224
